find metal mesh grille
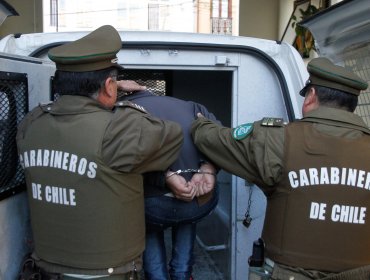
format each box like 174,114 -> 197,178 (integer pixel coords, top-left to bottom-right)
0,72 -> 28,200
340,43 -> 370,128
51,70 -> 169,101
118,70 -> 168,97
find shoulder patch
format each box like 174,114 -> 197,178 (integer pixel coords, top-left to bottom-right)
232,123 -> 253,140
261,117 -> 285,127
115,100 -> 147,113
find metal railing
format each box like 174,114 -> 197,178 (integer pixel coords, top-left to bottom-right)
211,17 -> 232,35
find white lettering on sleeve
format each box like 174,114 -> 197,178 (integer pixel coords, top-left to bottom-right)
69,154 -> 78,173
69,189 -> 76,206
50,150 -> 55,167
31,182 -> 42,200
288,171 -> 299,188
23,152 -> 29,168
45,185 -> 51,202
62,152 -> 70,171
308,168 -> 319,185
22,149 -> 98,179
347,169 -> 357,186
53,151 -> 63,168
36,149 -> 43,166
359,207 -> 366,224
340,168 -> 347,185
87,162 -> 97,178
299,169 -> 310,186
30,150 -> 36,166
330,167 -> 340,184
44,185 -> 76,206
309,202 -> 326,220
43,149 -> 50,166
365,173 -> 370,190
357,170 -> 365,188
19,154 -> 24,169
331,204 -> 340,222
320,167 -> 330,184
331,204 -> 367,224
340,205 -> 350,223
78,158 -> 87,175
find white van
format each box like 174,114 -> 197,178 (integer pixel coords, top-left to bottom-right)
0,30 -> 308,280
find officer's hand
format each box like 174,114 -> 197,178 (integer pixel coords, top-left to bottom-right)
117,80 -> 146,92
197,112 -> 205,118
190,163 -> 216,196
166,173 -> 196,202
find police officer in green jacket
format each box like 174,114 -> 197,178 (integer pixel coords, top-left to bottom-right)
191,58 -> 370,280
16,25 -> 183,280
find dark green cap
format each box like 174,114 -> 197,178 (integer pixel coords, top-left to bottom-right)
299,57 -> 368,96
48,25 -> 123,72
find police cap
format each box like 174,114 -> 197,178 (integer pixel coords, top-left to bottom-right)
299,57 -> 368,96
48,25 -> 123,72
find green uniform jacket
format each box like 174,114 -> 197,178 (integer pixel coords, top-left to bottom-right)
191,106 -> 370,272
16,95 -> 183,274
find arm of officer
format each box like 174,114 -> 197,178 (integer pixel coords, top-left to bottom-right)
133,115 -> 183,173
191,114 -> 284,189
117,80 -> 146,92
103,108 -> 183,174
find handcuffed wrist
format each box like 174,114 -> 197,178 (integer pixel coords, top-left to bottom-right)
166,170 -> 177,178
198,170 -> 217,176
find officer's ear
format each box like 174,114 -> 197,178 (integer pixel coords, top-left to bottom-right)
96,77 -> 117,108
104,76 -> 117,98
302,87 -> 319,115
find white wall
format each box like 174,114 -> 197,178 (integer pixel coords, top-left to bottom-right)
0,0 -> 43,38
239,0 -> 279,40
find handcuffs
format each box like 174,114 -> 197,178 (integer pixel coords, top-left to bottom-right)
166,169 -> 216,178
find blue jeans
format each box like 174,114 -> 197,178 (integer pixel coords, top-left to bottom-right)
143,189 -> 218,280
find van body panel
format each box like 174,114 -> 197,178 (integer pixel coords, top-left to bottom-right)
0,31 -> 307,280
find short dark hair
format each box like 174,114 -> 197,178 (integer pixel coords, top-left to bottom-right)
53,67 -> 118,97
311,85 -> 358,112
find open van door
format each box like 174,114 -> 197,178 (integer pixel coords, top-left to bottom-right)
0,0 -> 18,26
0,53 -> 55,279
301,0 -> 370,127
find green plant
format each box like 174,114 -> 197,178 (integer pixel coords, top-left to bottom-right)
291,4 -> 319,58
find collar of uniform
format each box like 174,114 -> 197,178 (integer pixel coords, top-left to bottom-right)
50,95 -> 111,115
301,106 -> 370,134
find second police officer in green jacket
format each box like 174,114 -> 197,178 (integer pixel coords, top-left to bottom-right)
191,57 -> 370,280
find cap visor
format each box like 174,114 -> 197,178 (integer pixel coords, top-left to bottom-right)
299,85 -> 308,96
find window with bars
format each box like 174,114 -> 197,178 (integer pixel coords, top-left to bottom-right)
51,70 -> 169,101
148,4 -> 159,31
118,70 -> 168,96
0,72 -> 28,201
50,0 -> 58,26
